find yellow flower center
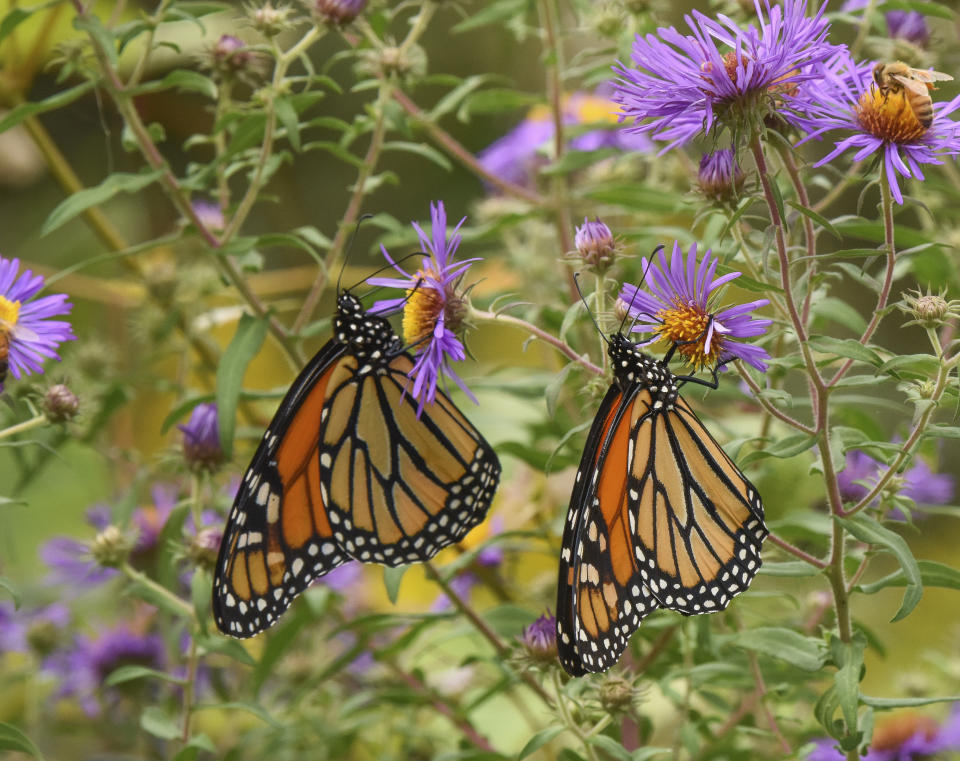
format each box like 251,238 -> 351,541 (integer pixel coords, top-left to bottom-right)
402,270 -> 446,346
654,302 -> 721,369
0,295 -> 21,330
856,85 -> 927,142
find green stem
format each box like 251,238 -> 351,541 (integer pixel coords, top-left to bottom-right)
551,670 -> 599,761
0,414 -> 49,440
120,562 -> 196,620
470,307 -> 603,375
180,635 -> 199,743
777,146 -> 817,325
828,174 -> 897,387
292,81 -> 391,335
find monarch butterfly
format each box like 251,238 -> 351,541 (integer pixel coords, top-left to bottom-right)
212,290 -> 501,638
555,325 -> 767,675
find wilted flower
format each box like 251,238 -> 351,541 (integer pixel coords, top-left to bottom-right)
0,256 -> 75,393
43,383 -> 79,422
697,148 -> 746,201
836,450 -> 955,506
809,708 -> 960,760
520,611 -> 558,664
618,242 -> 771,371
369,201 -> 479,415
789,49 -> 960,204
48,624 -> 166,717
478,92 -> 653,188
178,402 -> 223,472
574,218 -> 617,271
614,0 -> 832,151
314,0 -> 366,25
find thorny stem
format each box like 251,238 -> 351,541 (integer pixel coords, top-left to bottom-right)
828,173 -> 897,387
471,308 -> 604,376
293,81 -> 391,335
423,562 -> 555,708
551,670 -> 600,761
0,414 -> 49,440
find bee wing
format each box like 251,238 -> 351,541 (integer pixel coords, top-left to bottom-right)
926,71 -> 954,82
893,74 -> 933,95
904,68 -> 953,83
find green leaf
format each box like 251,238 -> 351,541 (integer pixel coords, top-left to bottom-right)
453,0 -> 529,32
0,81 -> 97,136
105,665 -> 186,687
275,96 -> 301,152
542,147 -> 619,176
588,736 -> 632,761
383,565 -> 409,605
807,336 -> 882,366
172,734 -> 217,761
836,515 -> 922,622
382,140 -> 453,171
787,200 -> 841,239
832,632 -> 866,736
758,561 -> 822,577
741,432 -> 818,464
140,706 -> 181,740
582,184 -> 685,214
859,559 -> 960,594
0,576 -> 20,608
545,362 -> 575,419
861,694 -> 960,709
42,170 -> 163,236
462,89 -> 540,116
0,722 -> 44,760
0,7 -> 33,45
811,297 -> 868,334
216,313 -> 268,459
517,726 -> 564,760
125,579 -> 192,619
877,354 -> 939,377
631,751 -> 672,761
73,13 -> 118,66
193,700 -> 280,726
195,634 -> 257,666
815,685 -> 843,738
924,424 -> 960,440
729,627 -> 827,671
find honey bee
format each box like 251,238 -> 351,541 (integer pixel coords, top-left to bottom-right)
872,61 -> 953,129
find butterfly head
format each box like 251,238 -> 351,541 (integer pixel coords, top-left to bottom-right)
608,333 -> 678,400
334,292 -> 401,359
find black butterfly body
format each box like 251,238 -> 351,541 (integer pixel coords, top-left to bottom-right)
213,292 -> 501,638
556,333 -> 767,675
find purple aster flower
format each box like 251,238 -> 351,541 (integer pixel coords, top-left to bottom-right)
618,242 -> 771,372
0,256 -> 75,393
698,148 -> 746,201
431,572 -> 477,613
476,515 -> 505,569
477,92 -> 653,188
885,11 -> 930,47
49,624 -> 166,717
41,504 -> 118,587
837,450 -> 955,508
789,49 -> 960,204
178,402 -> 223,472
0,602 -> 70,657
368,201 -> 480,416
522,611 -> 558,663
191,199 -> 225,232
903,458 -> 955,505
836,449 -> 881,502
613,0 -> 832,152
809,708 -> 960,761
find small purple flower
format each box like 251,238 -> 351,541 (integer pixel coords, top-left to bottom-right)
49,624 -> 166,717
431,572 -> 477,613
809,708 -> 960,761
178,402 -> 223,472
789,49 -> 960,204
325,561 -> 364,594
837,450 -> 955,507
191,199 -> 225,232
613,0 -> 833,152
476,515 -> 505,569
523,611 -> 558,662
369,201 -> 479,416
478,92 -> 653,188
131,484 -> 178,556
618,242 -> 771,372
315,0 -> 366,25
698,148 -> 746,201
0,602 -> 70,657
885,11 -> 929,47
0,256 -> 75,393
41,505 -> 117,587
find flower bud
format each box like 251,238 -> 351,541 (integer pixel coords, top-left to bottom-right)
314,0 -> 367,25
188,527 -> 223,571
178,403 -> 224,472
207,35 -> 262,82
574,218 -> 617,272
44,384 -> 79,423
899,288 -> 959,329
90,525 -> 131,568
697,148 -> 745,202
249,3 -> 293,37
598,674 -> 640,714
520,612 -> 558,665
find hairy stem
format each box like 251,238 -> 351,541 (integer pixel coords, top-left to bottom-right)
0,414 -> 49,440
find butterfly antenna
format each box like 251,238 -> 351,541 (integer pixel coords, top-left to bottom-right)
337,213 -> 374,295
617,244 -> 663,336
573,272 -> 609,346
353,252 -> 429,297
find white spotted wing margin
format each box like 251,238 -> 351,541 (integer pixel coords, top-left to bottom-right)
212,339 -> 351,639
556,384 -> 660,677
